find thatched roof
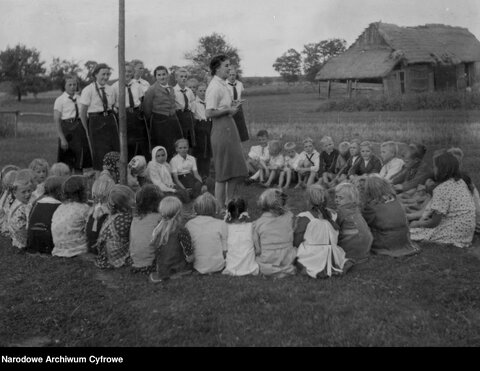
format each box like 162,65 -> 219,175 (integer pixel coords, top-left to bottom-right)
316,22 -> 480,80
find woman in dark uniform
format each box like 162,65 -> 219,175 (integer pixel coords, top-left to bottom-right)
112,62 -> 150,161
79,63 -> 119,171
143,66 -> 183,161
205,55 -> 248,208
54,74 -> 92,172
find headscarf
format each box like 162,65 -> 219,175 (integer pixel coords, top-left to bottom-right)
102,152 -> 120,183
146,146 -> 175,193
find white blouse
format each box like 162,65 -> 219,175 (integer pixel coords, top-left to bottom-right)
205,75 -> 232,111
54,92 -> 81,120
79,82 -> 116,113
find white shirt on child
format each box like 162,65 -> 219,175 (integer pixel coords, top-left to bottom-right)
54,92 -> 81,120
170,154 -> 198,175
248,145 -> 270,162
226,80 -> 245,100
79,82 -> 116,113
193,96 -> 207,121
173,84 -> 196,111
268,154 -> 285,170
284,153 -> 300,171
112,80 -> 144,108
380,158 -> 405,181
222,222 -> 259,276
297,150 -> 320,172
135,78 -> 151,95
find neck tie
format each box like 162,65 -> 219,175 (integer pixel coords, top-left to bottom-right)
180,89 -> 189,111
68,95 -> 78,119
127,83 -> 135,109
200,100 -> 206,107
99,86 -> 108,112
229,82 -> 238,100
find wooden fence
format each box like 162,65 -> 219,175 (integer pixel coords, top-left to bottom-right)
0,111 -> 53,138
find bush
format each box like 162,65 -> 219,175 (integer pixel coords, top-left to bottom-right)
317,91 -> 480,112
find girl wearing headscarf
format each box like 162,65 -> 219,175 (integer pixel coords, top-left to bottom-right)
100,151 -> 120,183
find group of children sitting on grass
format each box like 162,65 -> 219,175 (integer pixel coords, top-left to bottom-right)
1,130 -> 479,282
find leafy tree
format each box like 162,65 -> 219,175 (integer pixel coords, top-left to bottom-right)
83,60 -> 98,84
185,33 -> 242,75
0,44 -> 46,101
49,57 -> 82,89
273,48 -> 302,84
302,39 -> 347,82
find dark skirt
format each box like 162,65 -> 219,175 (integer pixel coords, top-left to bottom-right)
176,110 -> 196,148
211,115 -> 248,182
233,106 -> 249,142
57,119 -> 92,170
26,202 -> 61,254
150,113 -> 183,161
88,113 -> 120,171
193,119 -> 212,159
155,229 -> 190,279
127,110 -> 150,161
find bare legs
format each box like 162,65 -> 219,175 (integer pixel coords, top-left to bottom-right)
215,177 -> 243,209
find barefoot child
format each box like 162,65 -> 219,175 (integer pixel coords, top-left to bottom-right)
222,198 -> 259,276
278,142 -> 300,190
263,140 -> 284,188
296,137 -> 320,188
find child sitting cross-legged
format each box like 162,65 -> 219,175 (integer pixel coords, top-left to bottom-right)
362,175 -> 419,257
262,140 -> 284,188
129,184 -> 163,273
379,141 -> 404,182
294,185 -> 351,278
7,169 -> 35,253
150,196 -> 194,283
26,176 -> 65,255
324,141 -> 351,189
51,175 -> 90,257
334,182 -> 373,264
278,142 -> 300,190
170,138 -> 209,200
333,139 -> 362,185
246,130 -> 270,184
349,141 -> 382,180
147,146 -> 189,203
316,136 -> 339,188
186,192 -> 228,274
95,185 -> 135,269
253,189 -> 296,278
295,137 -> 320,188
222,198 -> 260,276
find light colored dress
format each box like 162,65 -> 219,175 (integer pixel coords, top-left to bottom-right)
186,215 -> 228,274
7,199 -> 28,249
296,211 -> 348,278
410,179 -> 475,248
51,202 -> 90,257
253,211 -> 296,277
129,213 -> 161,269
223,222 -> 259,276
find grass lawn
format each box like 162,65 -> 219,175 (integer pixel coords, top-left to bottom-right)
1,91 -> 480,346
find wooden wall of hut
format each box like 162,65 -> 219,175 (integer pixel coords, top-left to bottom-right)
405,65 -> 433,93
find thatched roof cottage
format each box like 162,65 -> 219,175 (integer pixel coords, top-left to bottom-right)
315,22 -> 480,96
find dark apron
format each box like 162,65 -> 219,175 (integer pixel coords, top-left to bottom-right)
88,112 -> 119,171
176,110 -> 196,148
58,118 -> 92,170
126,109 -> 150,161
233,106 -> 249,142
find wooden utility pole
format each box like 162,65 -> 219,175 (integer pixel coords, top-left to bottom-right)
118,0 -> 128,185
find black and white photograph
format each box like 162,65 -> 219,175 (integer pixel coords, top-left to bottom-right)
0,0 -> 479,350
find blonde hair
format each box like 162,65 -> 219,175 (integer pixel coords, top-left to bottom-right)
268,140 -> 282,157
303,137 -> 314,146
1,165 -> 19,182
360,141 -> 373,150
381,141 -> 398,157
306,185 -> 338,230
13,169 -> 35,191
447,147 -> 464,166
258,188 -> 287,216
175,138 -> 189,149
320,136 -> 333,145
335,182 -> 359,205
193,192 -> 218,216
338,141 -> 350,153
284,142 -> 296,151
364,175 -> 396,203
2,170 -> 18,191
28,158 -> 49,180
175,68 -> 188,77
108,184 -> 135,214
91,176 -> 115,204
49,162 -> 71,177
152,196 -> 183,247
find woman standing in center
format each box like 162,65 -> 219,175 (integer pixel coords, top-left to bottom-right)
143,66 -> 183,161
206,55 -> 248,208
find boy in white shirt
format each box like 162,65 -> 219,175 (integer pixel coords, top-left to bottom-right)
131,59 -> 151,95
295,137 -> 320,188
246,130 -> 270,184
278,142 -> 300,190
379,141 -> 405,182
174,68 -> 196,148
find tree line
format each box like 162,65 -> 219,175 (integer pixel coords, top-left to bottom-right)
0,34 -> 347,101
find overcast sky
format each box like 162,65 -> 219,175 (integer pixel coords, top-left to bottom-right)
0,0 -> 479,77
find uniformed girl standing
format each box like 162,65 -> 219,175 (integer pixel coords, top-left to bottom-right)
79,63 -> 119,171
173,68 -> 196,148
143,66 -> 183,161
112,62 -> 150,161
54,74 -> 92,172
192,83 -> 212,179
226,68 -> 249,142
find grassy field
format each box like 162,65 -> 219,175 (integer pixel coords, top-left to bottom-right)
1,91 -> 480,347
